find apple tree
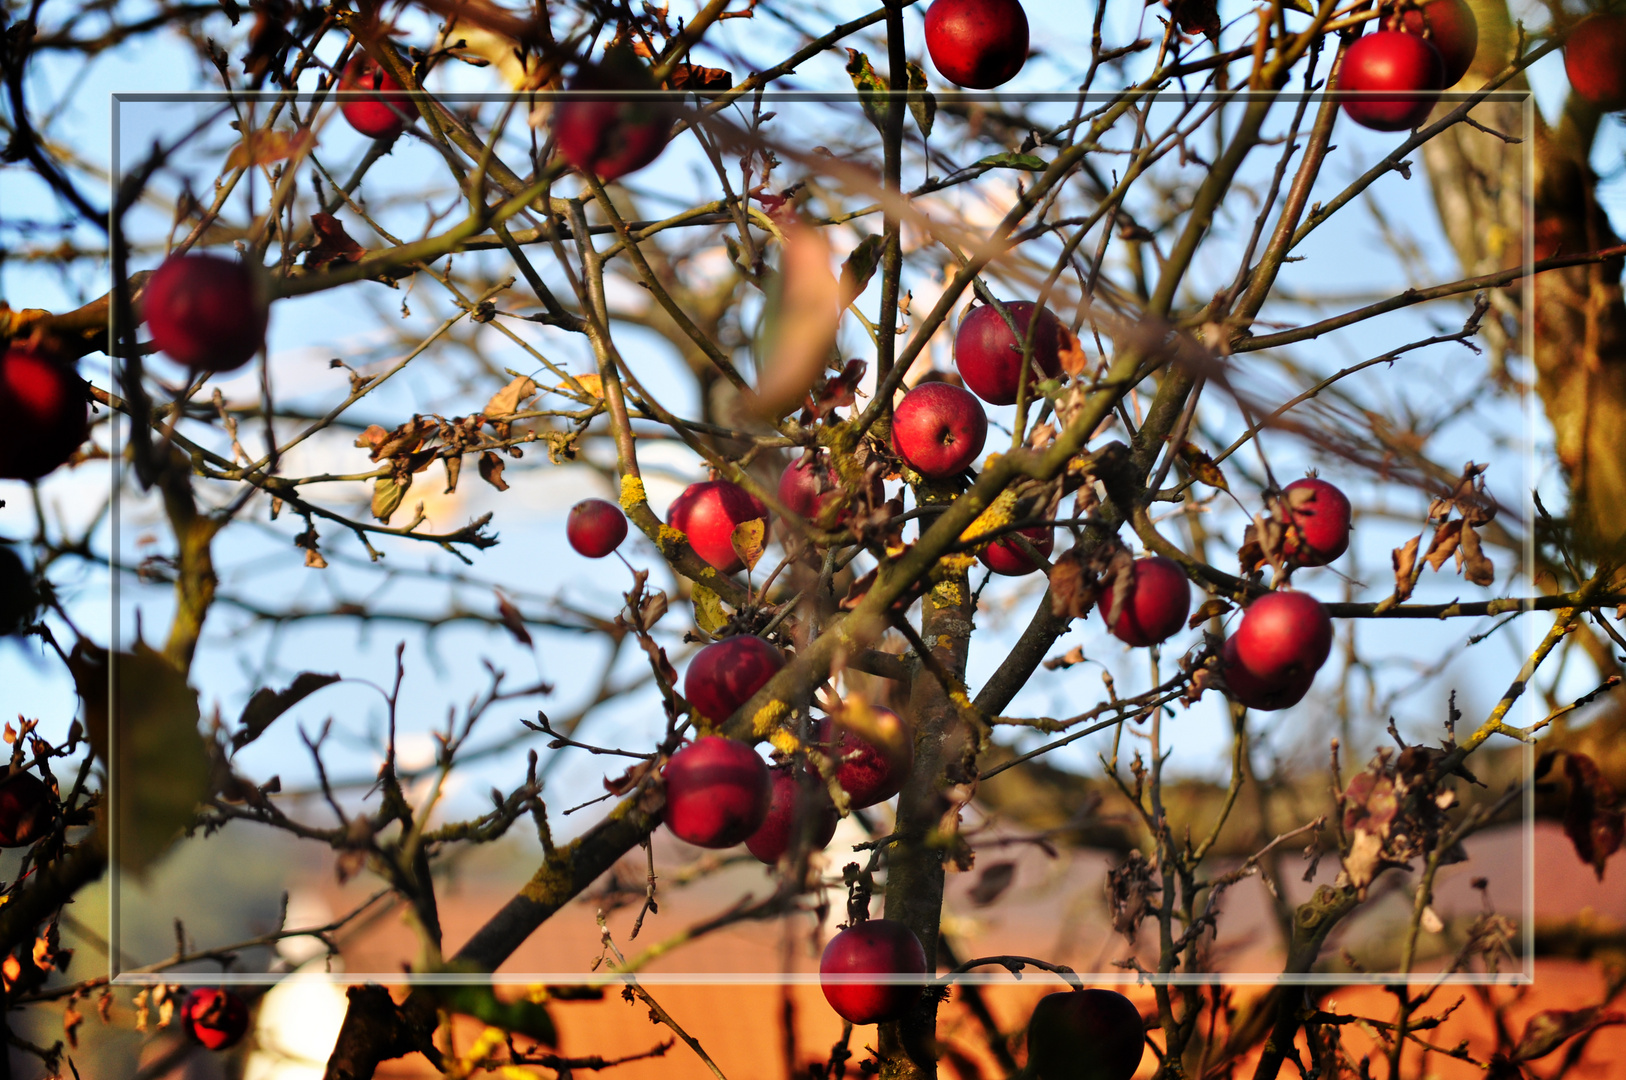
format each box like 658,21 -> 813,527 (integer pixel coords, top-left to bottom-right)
1,0 -> 1625,1078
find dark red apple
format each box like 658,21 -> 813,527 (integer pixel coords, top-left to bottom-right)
1099,555 -> 1191,647
0,546 -> 34,636
1026,988 -> 1146,1080
980,526 -> 1053,576
143,253 -> 270,373
663,736 -> 771,848
1221,635 -> 1315,712
667,479 -> 770,574
923,0 -> 1030,89
1385,0 -> 1478,85
819,919 -> 928,1024
1279,478 -> 1352,567
567,498 -> 628,558
554,48 -> 672,182
0,771 -> 53,848
182,988 -> 251,1051
953,301 -> 1064,406
339,56 -> 411,139
1564,14 -> 1626,112
746,766 -> 840,864
1223,591 -> 1332,710
779,454 -> 843,522
684,635 -> 785,721
892,382 -> 987,480
815,708 -> 913,809
1338,30 -> 1445,131
0,345 -> 88,480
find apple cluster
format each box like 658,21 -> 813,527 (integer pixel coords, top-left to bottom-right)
1337,0 -> 1478,131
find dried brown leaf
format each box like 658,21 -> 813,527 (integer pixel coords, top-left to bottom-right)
1459,522 -> 1494,586
1392,535 -> 1421,601
305,212 -> 366,269
1424,519 -> 1463,571
487,374 -> 540,417
496,591 -> 533,646
478,450 -> 509,492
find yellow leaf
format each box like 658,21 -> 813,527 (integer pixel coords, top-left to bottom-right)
692,584 -> 729,636
552,372 -> 602,400
731,518 -> 766,572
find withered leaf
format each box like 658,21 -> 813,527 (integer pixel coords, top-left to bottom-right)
968,860 -> 1017,907
234,672 -> 341,751
843,49 -> 888,134
731,519 -> 766,572
905,60 -> 935,138
692,584 -> 729,637
1047,552 -> 1095,620
372,475 -> 409,523
496,591 -> 533,647
1392,534 -> 1421,602
839,234 -> 885,307
1459,522 -> 1494,586
1561,752 -> 1624,881
551,372 -> 602,401
1187,597 -> 1233,629
809,358 -> 867,419
1166,0 -> 1221,41
1513,1007 -> 1626,1062
1042,645 -> 1087,671
225,127 -> 312,170
63,1002 -> 83,1048
305,212 -> 366,269
478,451 -> 509,492
1424,519 -> 1463,571
664,63 -> 732,91
1178,442 -> 1229,491
1057,326 -> 1090,379
605,757 -> 659,797
487,374 -> 540,417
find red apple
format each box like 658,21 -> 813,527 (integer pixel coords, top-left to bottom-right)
339,56 -> 411,139
815,708 -> 913,809
1338,30 -> 1445,131
0,345 -> 88,480
684,635 -> 785,721
663,736 -> 772,848
1026,988 -> 1146,1080
1223,591 -> 1333,710
0,546 -> 34,636
554,48 -> 672,182
980,526 -> 1054,576
1385,0 -> 1478,86
1564,14 -> 1626,112
182,988 -> 251,1051
567,498 -> 628,558
923,0 -> 1030,89
1099,556 -> 1191,647
1279,478 -> 1352,567
779,454 -> 843,521
892,382 -> 987,480
746,766 -> 840,864
0,771 -> 53,847
1221,635 -> 1315,711
953,300 -> 1064,406
819,919 -> 928,1024
143,253 -> 270,373
667,479 -> 770,574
